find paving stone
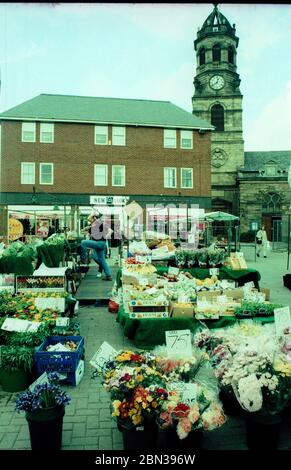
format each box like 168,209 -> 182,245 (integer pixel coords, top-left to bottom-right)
99,408 -> 111,421
63,422 -> 73,431
12,439 -> 31,450
99,435 -> 113,450
0,432 -> 18,449
62,430 -> 73,445
72,423 -> 86,437
86,428 -> 111,438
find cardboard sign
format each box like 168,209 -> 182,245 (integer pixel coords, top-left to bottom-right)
1,318 -> 41,333
165,329 -> 192,358
29,372 -> 49,392
136,255 -> 152,264
168,267 -> 179,276
209,268 -> 219,276
274,306 -> 291,337
89,341 -> 117,371
35,297 -> 65,312
182,383 -> 198,406
56,317 -> 70,327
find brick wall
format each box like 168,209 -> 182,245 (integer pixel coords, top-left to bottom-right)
0,121 -> 211,198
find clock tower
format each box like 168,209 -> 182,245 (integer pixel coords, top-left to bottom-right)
192,4 -> 244,214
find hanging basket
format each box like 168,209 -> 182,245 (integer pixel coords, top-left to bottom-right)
26,405 -> 65,451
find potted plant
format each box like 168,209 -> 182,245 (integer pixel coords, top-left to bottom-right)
0,345 -> 34,392
196,248 -> 208,267
15,372 -> 71,450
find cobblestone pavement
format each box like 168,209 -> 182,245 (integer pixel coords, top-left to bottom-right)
0,249 -> 290,450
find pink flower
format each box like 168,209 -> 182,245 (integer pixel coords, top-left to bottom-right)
159,411 -> 172,428
177,418 -> 192,439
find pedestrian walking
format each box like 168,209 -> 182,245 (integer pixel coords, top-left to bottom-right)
256,225 -> 268,258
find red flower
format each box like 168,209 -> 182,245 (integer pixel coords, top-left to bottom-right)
121,373 -> 131,382
173,403 -> 190,419
130,354 -> 143,362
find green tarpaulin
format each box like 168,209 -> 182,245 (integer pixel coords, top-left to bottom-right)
116,306 -> 274,350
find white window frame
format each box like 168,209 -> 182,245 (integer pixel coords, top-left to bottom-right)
94,125 -> 108,145
22,122 -> 36,142
94,164 -> 108,186
112,165 -> 125,187
112,126 -> 126,146
180,130 -> 193,149
39,163 -> 54,185
164,129 -> 176,148
181,168 -> 193,189
40,123 -> 54,143
21,162 -> 35,184
164,167 -> 177,188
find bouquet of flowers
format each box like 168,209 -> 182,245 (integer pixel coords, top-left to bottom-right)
174,250 -> 188,269
207,248 -> 225,267
186,250 -> 197,268
196,248 -> 208,267
15,372 -> 71,413
157,385 -> 226,439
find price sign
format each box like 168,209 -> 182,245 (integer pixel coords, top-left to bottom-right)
1,318 -> 41,332
89,341 -> 117,371
274,306 -> 291,337
56,317 -> 70,327
182,383 -> 198,406
209,268 -> 219,276
165,329 -> 192,358
35,297 -> 65,312
168,267 -> 179,276
136,255 -> 152,264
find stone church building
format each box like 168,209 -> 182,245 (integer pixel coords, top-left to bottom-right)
192,4 -> 291,242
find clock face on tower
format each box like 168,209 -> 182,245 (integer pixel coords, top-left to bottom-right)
209,75 -> 225,90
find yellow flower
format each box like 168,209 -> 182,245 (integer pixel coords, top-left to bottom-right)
136,374 -> 143,382
29,305 -> 35,310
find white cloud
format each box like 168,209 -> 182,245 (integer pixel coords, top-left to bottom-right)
245,81 -> 291,151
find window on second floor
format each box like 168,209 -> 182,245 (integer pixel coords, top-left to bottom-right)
164,167 -> 177,188
199,47 -> 205,66
211,104 -> 225,132
265,162 -> 277,176
21,162 -> 35,184
112,126 -> 126,146
94,164 -> 108,186
40,123 -> 54,143
180,130 -> 193,149
112,165 -> 125,186
181,168 -> 193,188
95,125 -> 108,145
164,129 -> 176,148
228,46 -> 234,64
212,44 -> 221,62
40,163 -> 53,185
22,122 -> 36,142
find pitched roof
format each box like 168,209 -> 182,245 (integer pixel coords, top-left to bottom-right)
0,94 -> 213,130
243,151 -> 291,171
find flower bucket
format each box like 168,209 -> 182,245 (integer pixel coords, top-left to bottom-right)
219,389 -> 242,416
0,369 -> 32,393
26,405 -> 65,451
245,412 -> 281,450
118,421 -> 157,451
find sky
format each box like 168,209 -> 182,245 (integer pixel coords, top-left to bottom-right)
0,2 -> 291,151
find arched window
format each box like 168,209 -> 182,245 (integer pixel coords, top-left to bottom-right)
228,46 -> 234,64
211,104 -> 224,131
199,47 -> 205,66
212,44 -> 221,62
262,192 -> 281,214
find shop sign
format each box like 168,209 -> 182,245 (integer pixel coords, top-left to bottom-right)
9,218 -> 23,241
90,195 -> 129,206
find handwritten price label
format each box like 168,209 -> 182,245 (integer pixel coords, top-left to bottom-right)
89,341 -> 117,371
56,317 -> 70,327
274,306 -> 291,337
165,329 -> 192,358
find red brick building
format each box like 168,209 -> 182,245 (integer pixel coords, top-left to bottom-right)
0,94 -> 213,236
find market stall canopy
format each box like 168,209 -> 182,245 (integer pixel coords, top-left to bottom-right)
204,211 -> 239,221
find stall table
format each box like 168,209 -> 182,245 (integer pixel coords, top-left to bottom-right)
117,306 -> 274,349
116,265 -> 261,290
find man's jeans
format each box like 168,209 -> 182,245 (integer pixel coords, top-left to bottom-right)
80,240 -> 111,277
